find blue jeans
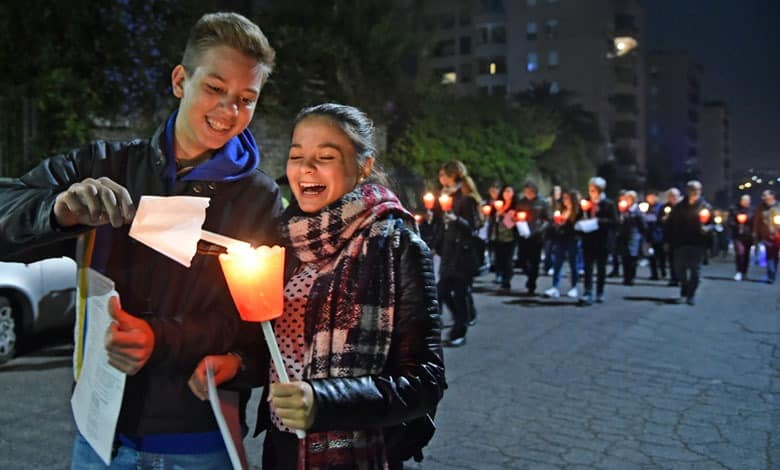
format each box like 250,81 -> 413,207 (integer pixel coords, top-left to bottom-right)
71,432 -> 232,469
552,238 -> 578,288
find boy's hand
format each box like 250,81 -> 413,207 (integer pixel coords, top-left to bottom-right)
188,355 -> 242,401
269,382 -> 317,431
105,297 -> 154,375
54,177 -> 135,228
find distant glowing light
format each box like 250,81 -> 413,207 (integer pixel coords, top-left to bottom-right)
441,72 -> 457,84
490,62 -> 497,75
613,37 -> 638,57
745,182 -> 752,188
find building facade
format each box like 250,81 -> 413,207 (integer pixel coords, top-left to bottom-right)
698,101 -> 731,206
417,0 -> 646,183
645,51 -> 703,191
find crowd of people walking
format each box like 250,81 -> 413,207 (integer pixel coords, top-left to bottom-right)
420,163 -> 780,348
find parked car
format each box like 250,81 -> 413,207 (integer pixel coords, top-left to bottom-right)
0,256 -> 77,364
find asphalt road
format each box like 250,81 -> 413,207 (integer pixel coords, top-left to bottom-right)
1,257 -> 777,469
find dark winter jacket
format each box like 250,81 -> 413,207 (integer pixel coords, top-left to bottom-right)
667,197 -> 713,248
433,189 -> 481,279
643,203 -> 665,245
514,196 -> 550,238
618,205 -> 646,257
0,125 -> 282,437
579,197 -> 618,246
728,205 -> 753,241
254,225 -> 445,462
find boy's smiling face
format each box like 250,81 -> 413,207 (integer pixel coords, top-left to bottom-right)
171,45 -> 266,159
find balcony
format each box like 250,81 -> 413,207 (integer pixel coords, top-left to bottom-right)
611,120 -> 638,140
609,93 -> 639,115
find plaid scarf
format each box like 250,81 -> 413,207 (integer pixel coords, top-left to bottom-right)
280,184 -> 413,470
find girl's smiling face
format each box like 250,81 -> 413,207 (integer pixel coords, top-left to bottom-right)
287,116 -> 373,213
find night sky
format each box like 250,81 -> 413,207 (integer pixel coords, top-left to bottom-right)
643,0 -> 780,171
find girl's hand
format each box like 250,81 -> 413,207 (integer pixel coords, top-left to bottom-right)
269,381 -> 317,431
187,354 -> 242,401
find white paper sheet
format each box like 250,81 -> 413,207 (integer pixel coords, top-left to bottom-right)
70,269 -> 126,466
575,218 -> 599,233
207,365 -> 249,470
129,195 -> 211,267
515,221 -> 531,238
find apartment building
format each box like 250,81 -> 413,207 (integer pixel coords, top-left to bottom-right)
418,0 -> 646,177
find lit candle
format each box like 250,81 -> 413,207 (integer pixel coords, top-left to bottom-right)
618,199 -> 629,212
714,215 -> 723,225
580,199 -> 593,212
515,210 -> 528,222
423,192 -> 435,210
414,214 -> 423,224
553,210 -> 564,224
494,200 -> 505,211
218,245 -> 306,439
698,208 -> 711,224
439,194 -> 453,212
219,245 -> 285,321
664,206 -> 672,215
736,213 -> 748,224
773,214 -> 780,225
481,204 -> 492,216
638,202 -> 650,213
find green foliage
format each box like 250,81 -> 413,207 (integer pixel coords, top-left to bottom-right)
387,95 -> 556,188
513,83 -> 603,190
257,0 -> 420,121
0,0 -> 190,169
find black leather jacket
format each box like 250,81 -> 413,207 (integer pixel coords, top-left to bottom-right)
0,126 -> 282,436
255,226 -> 445,437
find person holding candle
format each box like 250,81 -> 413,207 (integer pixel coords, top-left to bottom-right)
728,194 -> 753,281
0,13 -> 282,468
616,190 -> 646,286
662,187 -> 682,287
432,160 -> 481,347
544,189 -> 581,299
577,177 -> 618,305
490,185 -> 520,290
666,180 -> 713,304
514,181 -> 551,295
201,103 -> 444,468
542,185 -> 563,276
643,191 -> 667,281
753,189 -> 779,284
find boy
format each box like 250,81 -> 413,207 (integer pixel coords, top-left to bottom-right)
0,12 -> 280,468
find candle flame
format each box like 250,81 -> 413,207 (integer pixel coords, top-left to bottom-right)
423,192 -> 435,210
219,245 -> 285,322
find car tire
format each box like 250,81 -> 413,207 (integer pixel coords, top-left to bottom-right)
0,296 -> 17,364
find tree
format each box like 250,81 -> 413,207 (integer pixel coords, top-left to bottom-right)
512,83 -> 603,190
387,94 -> 556,188
256,0 -> 421,122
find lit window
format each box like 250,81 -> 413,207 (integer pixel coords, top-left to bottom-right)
442,72 -> 457,84
527,22 -> 538,40
527,52 -> 538,72
549,81 -> 559,94
548,50 -> 559,69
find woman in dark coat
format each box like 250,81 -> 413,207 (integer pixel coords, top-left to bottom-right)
190,104 -> 445,469
434,161 -> 481,347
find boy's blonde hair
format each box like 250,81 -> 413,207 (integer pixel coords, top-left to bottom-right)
182,12 -> 275,79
